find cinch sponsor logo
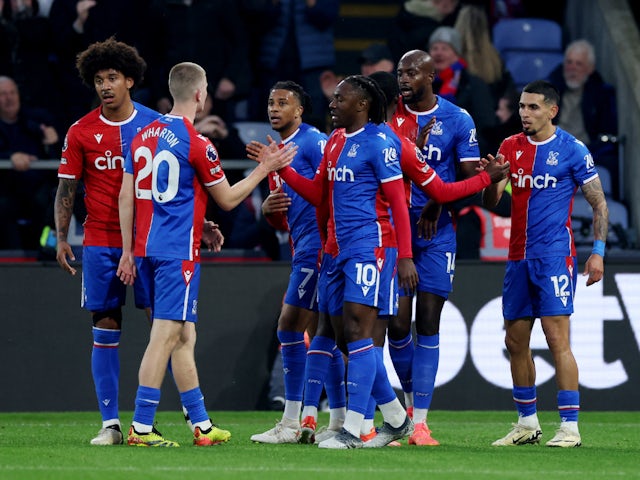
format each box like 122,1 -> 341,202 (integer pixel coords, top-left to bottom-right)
327,164 -> 355,182
511,168 -> 557,188
94,150 -> 124,170
423,143 -> 442,161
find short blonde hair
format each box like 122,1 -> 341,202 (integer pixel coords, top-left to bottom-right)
168,62 -> 206,102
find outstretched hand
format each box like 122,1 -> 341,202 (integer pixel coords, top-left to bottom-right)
262,186 -> 291,215
416,117 -> 436,150
478,153 -> 510,183
246,140 -> 266,162
258,136 -> 296,172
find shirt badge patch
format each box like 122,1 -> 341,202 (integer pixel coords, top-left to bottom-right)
546,151 -> 559,166
206,145 -> 218,162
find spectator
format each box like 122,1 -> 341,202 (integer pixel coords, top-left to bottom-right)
547,39 -> 619,196
248,0 -> 339,132
320,43 -> 395,108
48,0 -> 160,130
428,26 -> 496,155
151,0 -> 251,124
454,4 -> 514,110
0,0 -> 59,115
359,43 -> 395,77
194,95 -> 246,160
486,86 -> 521,155
0,75 -> 59,250
388,0 -> 461,65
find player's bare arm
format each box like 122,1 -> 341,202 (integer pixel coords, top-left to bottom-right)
581,177 -> 609,286
582,177 -> 609,242
54,178 -> 78,275
481,154 -> 509,208
117,172 -> 136,286
209,143 -> 296,211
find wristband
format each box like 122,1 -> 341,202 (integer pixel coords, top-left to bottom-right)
592,239 -> 605,257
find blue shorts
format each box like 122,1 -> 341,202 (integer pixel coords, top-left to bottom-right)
137,257 -> 200,322
284,249 -> 319,311
408,245 -> 455,299
319,247 -> 398,317
502,257 -> 577,320
81,246 -> 150,312
406,215 -> 456,299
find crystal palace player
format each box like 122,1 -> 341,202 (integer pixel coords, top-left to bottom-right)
387,49 -> 483,446
117,62 -> 295,447
249,81 -> 329,444
485,80 -> 608,448
277,75 -> 419,449
54,38 -> 162,446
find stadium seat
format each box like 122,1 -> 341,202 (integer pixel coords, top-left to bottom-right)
596,165 -> 613,196
571,194 -> 630,248
234,121 -> 277,145
575,166 -> 612,198
492,18 -> 563,57
504,51 -> 564,88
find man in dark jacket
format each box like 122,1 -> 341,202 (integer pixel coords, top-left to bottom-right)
0,76 -> 59,249
547,39 -> 619,196
248,0 -> 339,131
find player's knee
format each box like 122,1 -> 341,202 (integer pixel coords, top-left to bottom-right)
504,334 -> 529,356
387,316 -> 410,340
92,308 -> 122,329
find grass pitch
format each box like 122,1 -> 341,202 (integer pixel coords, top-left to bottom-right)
0,410 -> 638,480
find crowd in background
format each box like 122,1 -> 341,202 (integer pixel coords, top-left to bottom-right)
0,0 -> 622,256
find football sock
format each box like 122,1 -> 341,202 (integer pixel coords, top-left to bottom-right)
278,330 -> 306,403
300,405 -> 318,421
361,414 -> 375,436
283,401 -> 302,423
345,338 -> 376,416
378,398 -> 407,429
513,385 -> 538,420
404,392 -> 414,409
343,410 -> 365,439
132,385 -> 160,432
363,395 -> 376,434
92,327 -> 120,422
180,387 -> 209,430
303,335 -> 335,409
557,389 -> 580,426
371,346 -> 397,406
388,332 -> 414,395
512,386 -> 540,429
328,407 -> 346,431
325,345 -> 346,409
412,334 -> 439,411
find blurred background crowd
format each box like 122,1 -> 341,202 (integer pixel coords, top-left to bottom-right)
0,0 -> 637,258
